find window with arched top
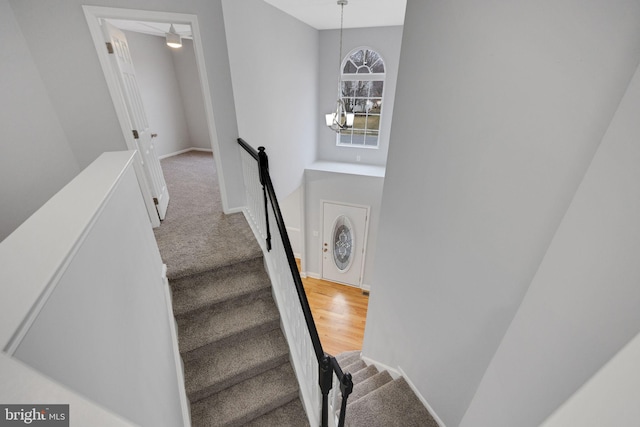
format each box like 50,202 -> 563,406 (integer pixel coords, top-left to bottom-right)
338,47 -> 386,148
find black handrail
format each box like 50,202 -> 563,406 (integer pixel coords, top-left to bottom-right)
238,138 -> 353,427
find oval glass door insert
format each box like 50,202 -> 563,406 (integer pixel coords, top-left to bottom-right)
332,215 -> 354,272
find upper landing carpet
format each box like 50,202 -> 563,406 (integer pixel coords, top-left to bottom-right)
152,151 -> 262,280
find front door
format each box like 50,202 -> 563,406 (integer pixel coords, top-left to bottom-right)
101,20 -> 170,220
322,202 -> 369,287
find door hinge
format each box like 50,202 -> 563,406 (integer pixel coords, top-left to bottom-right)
132,130 -> 139,139
106,42 -> 114,54
153,197 -> 158,205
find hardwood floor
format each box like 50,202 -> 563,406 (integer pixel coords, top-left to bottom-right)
296,259 -> 369,356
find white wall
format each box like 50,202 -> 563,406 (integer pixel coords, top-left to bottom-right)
0,0 -> 80,242
280,186 -> 303,257
0,354 -> 135,426
172,38 -> 213,151
304,170 -> 383,289
460,59 -> 640,427
125,30 -> 192,157
222,0 -> 318,199
9,0 -> 245,210
9,153 -> 185,427
317,26 -> 403,166
541,331 -> 640,427
363,1 -> 640,425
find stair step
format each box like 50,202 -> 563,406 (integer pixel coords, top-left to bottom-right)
190,362 -> 300,427
244,399 -> 310,427
185,328 -> 290,403
343,359 -> 367,375
351,364 -> 379,384
171,257 -> 271,317
349,370 -> 393,404
337,364 -> 379,408
177,295 -> 281,361
336,350 -> 362,367
346,377 -> 438,427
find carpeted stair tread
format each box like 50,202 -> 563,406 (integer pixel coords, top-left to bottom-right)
351,364 -> 379,384
190,362 -> 300,427
346,377 -> 438,427
177,294 -> 281,359
185,328 -> 290,403
244,399 -> 310,427
349,370 -> 393,404
343,359 -> 367,375
171,257 -> 270,317
336,350 -> 362,367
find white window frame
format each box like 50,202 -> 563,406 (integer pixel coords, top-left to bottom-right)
337,47 -> 386,149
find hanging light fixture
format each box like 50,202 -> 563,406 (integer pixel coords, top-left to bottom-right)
166,24 -> 182,48
325,0 -> 354,132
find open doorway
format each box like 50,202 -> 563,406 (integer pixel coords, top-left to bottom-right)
83,6 -> 227,227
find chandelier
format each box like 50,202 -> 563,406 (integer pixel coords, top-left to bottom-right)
325,0 -> 354,132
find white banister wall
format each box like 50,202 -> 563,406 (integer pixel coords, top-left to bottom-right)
240,149 -> 322,427
0,151 -> 188,427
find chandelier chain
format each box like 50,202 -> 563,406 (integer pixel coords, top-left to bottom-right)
339,2 -> 344,70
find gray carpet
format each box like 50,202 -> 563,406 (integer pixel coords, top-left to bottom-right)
336,351 -> 439,427
153,151 -> 262,281
153,151 -> 308,426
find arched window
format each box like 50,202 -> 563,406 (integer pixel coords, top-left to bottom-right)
338,47 -> 386,148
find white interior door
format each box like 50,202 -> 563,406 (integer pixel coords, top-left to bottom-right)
322,202 -> 369,287
101,20 -> 170,220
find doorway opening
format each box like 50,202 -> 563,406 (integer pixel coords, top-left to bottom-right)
83,6 -> 227,226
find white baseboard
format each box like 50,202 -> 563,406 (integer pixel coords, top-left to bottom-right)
159,147 -> 213,160
161,264 -> 191,427
307,272 -> 322,280
361,283 -> 371,293
398,366 -> 446,427
225,206 -> 245,215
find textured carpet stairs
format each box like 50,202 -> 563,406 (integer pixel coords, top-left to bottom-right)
155,151 -> 436,427
153,151 -> 309,426
336,351 -> 439,427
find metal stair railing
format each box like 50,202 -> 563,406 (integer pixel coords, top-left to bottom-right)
238,138 -> 353,427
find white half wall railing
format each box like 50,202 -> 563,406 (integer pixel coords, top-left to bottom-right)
0,151 -> 189,427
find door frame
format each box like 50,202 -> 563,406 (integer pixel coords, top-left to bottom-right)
320,200 -> 370,288
83,6 -> 228,224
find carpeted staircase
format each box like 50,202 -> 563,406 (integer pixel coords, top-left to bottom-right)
153,151 -> 309,426
154,151 -> 436,427
171,256 -> 309,426
335,351 -> 439,427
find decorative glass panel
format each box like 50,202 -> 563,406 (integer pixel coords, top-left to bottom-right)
332,215 -> 354,272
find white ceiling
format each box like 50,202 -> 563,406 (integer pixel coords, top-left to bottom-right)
107,0 -> 406,39
107,19 -> 192,39
264,0 -> 406,30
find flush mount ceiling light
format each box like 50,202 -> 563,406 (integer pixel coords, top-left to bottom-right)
325,0 -> 354,132
166,24 -> 182,48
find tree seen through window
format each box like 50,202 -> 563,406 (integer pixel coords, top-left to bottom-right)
338,48 -> 385,148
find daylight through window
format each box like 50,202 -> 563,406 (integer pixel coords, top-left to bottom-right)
338,48 -> 386,148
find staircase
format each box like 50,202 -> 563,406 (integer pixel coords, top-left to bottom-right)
336,351 -> 439,427
171,255 -> 309,426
